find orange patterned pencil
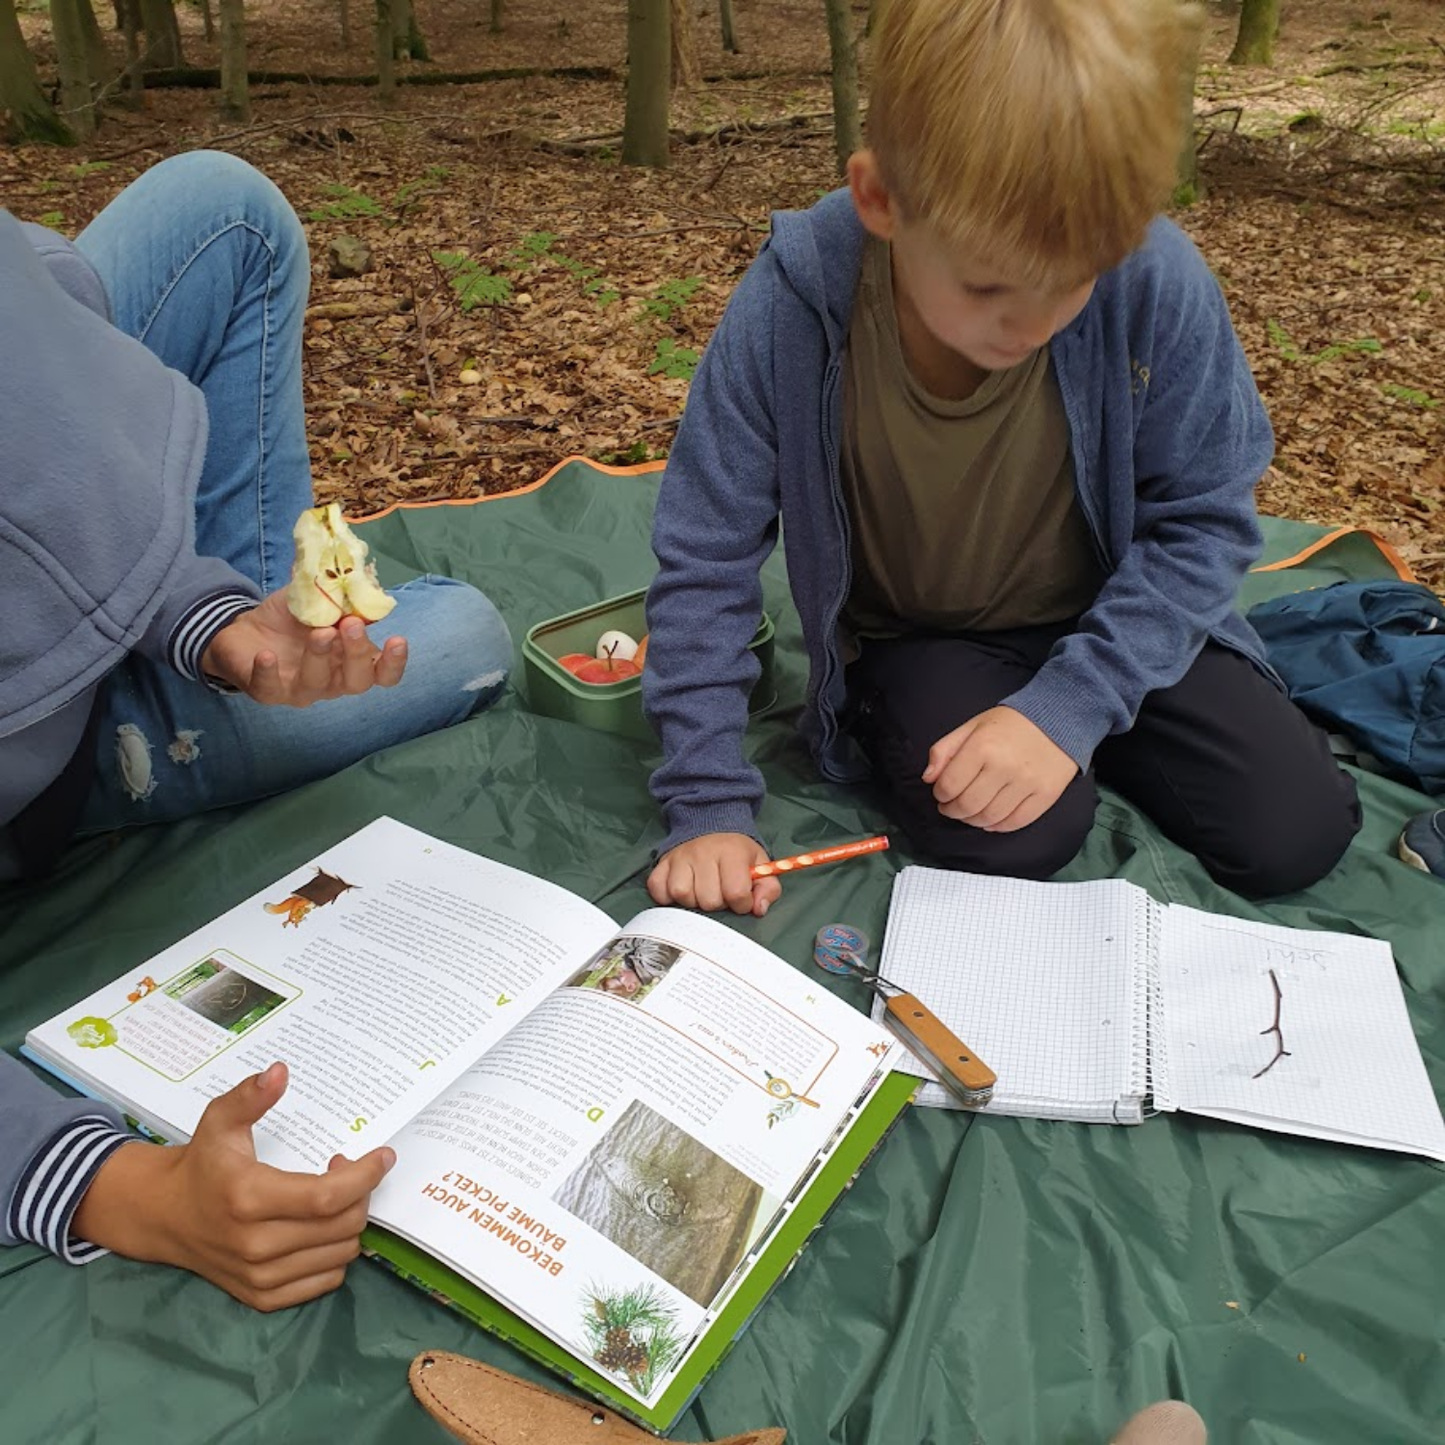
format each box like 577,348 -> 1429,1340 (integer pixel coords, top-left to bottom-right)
750,834 -> 890,879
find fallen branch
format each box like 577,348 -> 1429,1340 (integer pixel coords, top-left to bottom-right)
98,110 -> 473,161
131,63 -> 618,89
540,109 -> 843,157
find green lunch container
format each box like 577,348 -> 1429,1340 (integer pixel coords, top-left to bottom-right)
522,588 -> 777,743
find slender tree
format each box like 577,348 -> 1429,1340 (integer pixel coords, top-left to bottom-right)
198,0 -> 214,42
138,0 -> 183,67
374,0 -> 395,102
390,0 -> 428,61
1229,0 -> 1279,66
118,0 -> 143,106
719,0 -> 737,53
622,0 -> 670,167
76,0 -> 117,86
489,0 -> 502,35
50,0 -> 96,138
1176,4 -> 1204,202
218,0 -> 248,121
669,0 -> 698,88
339,0 -> 350,45
0,0 -> 74,142
821,0 -> 861,173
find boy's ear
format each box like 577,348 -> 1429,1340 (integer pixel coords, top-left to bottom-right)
847,150 -> 900,242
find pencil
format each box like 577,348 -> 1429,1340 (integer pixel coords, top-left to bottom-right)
750,835 -> 890,879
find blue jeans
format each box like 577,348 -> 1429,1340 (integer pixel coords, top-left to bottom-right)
72,152 -> 512,831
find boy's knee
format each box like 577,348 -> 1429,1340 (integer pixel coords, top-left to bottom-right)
906,782 -> 1096,881
1201,775 -> 1362,899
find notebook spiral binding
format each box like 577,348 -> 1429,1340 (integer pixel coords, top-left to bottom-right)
1135,893 -> 1164,1119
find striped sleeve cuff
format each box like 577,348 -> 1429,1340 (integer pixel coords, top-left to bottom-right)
167,590 -> 258,685
9,1117 -> 131,1263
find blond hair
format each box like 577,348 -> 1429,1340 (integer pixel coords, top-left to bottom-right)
868,0 -> 1197,281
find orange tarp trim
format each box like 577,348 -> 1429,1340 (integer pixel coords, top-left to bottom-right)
345,456 -> 668,524
1250,524 -> 1417,583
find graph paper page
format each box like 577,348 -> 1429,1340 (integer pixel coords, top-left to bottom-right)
1157,906 -> 1445,1161
873,868 -> 1145,1120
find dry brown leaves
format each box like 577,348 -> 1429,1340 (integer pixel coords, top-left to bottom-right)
4,0 -> 1443,585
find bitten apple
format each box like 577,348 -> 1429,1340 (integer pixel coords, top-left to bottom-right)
286,504 -> 396,627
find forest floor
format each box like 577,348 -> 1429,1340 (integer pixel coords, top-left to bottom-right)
7,0 -> 1444,586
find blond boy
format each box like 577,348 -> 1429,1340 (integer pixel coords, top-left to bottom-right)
643,0 -> 1359,914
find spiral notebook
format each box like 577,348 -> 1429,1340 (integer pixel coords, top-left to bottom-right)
872,867 -> 1445,1161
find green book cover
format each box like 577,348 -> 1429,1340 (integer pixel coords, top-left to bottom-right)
363,1070 -> 917,1434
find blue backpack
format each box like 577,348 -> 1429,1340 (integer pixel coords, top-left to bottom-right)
1247,580 -> 1445,797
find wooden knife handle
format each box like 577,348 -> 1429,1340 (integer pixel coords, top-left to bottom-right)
885,992 -> 997,1105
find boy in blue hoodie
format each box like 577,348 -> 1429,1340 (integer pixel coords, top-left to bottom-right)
643,0 -> 1360,917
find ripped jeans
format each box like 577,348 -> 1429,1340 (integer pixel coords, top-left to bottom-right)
72,153 -> 512,832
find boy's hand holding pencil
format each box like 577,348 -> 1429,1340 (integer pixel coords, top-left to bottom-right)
648,833 -> 890,917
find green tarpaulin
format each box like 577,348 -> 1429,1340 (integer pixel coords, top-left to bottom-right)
3,460 -> 1441,1444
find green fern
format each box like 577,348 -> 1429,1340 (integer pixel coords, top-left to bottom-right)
432,251 -> 513,309
307,184 -> 384,222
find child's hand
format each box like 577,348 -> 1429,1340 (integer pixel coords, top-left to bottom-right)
71,1062 -> 395,1312
647,833 -> 782,916
201,591 -> 407,706
923,706 -> 1078,832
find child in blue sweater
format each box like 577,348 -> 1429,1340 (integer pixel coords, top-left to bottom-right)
642,0 -> 1359,915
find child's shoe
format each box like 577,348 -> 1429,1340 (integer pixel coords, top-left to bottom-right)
1111,1400 -> 1207,1445
1398,808 -> 1445,878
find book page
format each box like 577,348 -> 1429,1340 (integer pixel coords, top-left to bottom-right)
24,818 -> 614,1171
1157,906 -> 1445,1161
369,906 -> 898,1409
872,868 -> 1145,1119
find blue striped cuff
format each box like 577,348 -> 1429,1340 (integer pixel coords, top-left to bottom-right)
168,591 -> 258,685
9,1117 -> 131,1263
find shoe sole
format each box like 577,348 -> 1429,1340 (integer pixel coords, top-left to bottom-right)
1398,834 -> 1433,873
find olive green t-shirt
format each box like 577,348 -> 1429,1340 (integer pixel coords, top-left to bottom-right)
840,237 -> 1103,640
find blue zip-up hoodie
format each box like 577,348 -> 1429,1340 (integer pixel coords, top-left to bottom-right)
643,191 -> 1275,854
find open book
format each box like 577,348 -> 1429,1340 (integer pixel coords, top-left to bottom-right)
23,818 -> 913,1432
873,867 -> 1445,1161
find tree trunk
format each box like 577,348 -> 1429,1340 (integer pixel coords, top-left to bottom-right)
374,0 -> 395,102
489,0 -> 502,34
51,0 -> 96,137
338,0 -> 349,46
719,0 -> 737,52
1229,0 -> 1278,66
1175,8 -> 1203,203
218,0 -> 248,120
669,0 -> 698,88
389,0 -> 427,59
76,0 -> 117,86
118,0 -> 143,106
139,0 -> 183,68
622,0 -> 669,167
198,0 -> 214,42
821,0 -> 861,174
0,0 -> 75,141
